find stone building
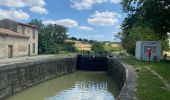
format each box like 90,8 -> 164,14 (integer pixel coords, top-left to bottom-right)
0,19 -> 38,58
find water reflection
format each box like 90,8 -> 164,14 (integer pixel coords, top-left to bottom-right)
47,81 -> 114,100
6,71 -> 118,100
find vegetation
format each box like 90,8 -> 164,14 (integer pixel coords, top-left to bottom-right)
120,0 -> 170,55
104,43 -> 123,52
123,56 -> 170,100
91,42 -> 105,51
29,19 -> 78,54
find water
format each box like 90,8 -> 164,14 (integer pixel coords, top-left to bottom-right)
6,71 -> 119,100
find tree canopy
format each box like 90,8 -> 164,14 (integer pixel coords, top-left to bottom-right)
120,0 -> 170,55
121,0 -> 170,38
29,19 -> 69,54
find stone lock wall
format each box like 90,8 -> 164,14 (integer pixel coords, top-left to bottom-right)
107,57 -> 137,100
0,58 -> 76,100
107,58 -> 126,90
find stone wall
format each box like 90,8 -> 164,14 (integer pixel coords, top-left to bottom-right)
0,58 -> 76,100
107,57 -> 137,100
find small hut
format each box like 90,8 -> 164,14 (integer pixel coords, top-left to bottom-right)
135,41 -> 161,61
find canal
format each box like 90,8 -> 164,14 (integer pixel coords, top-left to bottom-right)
6,71 -> 119,100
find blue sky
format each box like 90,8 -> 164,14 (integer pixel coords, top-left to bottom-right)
0,0 -> 126,41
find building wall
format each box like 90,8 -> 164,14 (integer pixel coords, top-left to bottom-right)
18,25 -> 38,56
0,36 -> 29,59
0,19 -> 38,58
0,37 -> 5,58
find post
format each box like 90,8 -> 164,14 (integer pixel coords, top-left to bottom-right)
147,48 -> 151,63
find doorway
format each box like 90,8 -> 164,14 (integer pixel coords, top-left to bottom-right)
8,45 -> 13,58
28,45 -> 30,56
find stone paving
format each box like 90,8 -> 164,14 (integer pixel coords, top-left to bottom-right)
0,54 -> 76,66
117,62 -> 138,100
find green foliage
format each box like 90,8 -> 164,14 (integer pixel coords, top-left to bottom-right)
121,0 -> 170,37
29,19 -> 68,54
121,0 -> 170,55
122,24 -> 161,55
64,42 -> 77,52
104,44 -> 123,52
91,42 -> 105,51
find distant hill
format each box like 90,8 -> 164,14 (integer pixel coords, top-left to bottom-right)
66,39 -> 122,52
65,40 -> 92,51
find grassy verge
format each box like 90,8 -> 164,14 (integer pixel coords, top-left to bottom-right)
122,56 -> 170,100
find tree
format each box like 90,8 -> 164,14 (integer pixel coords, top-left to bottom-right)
45,24 -> 68,44
121,0 -> 170,55
29,19 -> 68,54
64,42 -> 77,52
29,19 -> 44,29
122,24 -> 161,55
92,42 -> 105,51
121,0 -> 170,39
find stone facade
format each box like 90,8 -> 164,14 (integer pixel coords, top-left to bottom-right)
0,19 -> 38,59
0,57 -> 76,100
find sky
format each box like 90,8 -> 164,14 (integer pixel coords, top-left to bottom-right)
0,0 -> 126,41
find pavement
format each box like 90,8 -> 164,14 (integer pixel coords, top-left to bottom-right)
0,53 -> 76,66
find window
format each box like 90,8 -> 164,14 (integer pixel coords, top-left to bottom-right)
32,43 -> 35,53
22,26 -> 25,34
33,29 -> 36,39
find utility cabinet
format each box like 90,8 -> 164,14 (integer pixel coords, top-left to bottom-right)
135,41 -> 161,61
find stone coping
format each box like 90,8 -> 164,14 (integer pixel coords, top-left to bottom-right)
107,57 -> 137,100
116,61 -> 137,100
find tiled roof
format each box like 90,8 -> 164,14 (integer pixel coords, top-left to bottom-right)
0,19 -> 38,29
0,28 -> 29,38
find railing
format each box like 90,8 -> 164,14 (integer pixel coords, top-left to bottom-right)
78,51 -> 113,57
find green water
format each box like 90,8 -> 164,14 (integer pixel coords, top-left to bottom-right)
6,71 -> 119,100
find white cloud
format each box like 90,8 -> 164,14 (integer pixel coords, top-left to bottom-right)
42,19 -> 78,28
0,0 -> 46,7
0,9 -> 29,20
78,26 -> 93,31
71,0 -> 107,10
0,0 -> 25,8
71,0 -> 122,10
110,0 -> 122,3
87,11 -> 120,26
30,6 -> 48,14
93,34 -> 104,38
0,0 -> 47,14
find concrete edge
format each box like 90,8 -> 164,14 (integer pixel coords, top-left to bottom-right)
117,61 -> 137,100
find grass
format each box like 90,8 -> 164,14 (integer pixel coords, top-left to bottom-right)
122,56 -> 170,100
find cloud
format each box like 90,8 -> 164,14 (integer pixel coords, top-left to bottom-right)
78,26 -> 93,31
87,11 -> 120,26
71,0 -> 122,10
0,0 -> 47,14
30,6 -> 48,14
0,0 -> 46,7
93,34 -> 104,38
42,19 -> 78,28
71,0 -> 107,10
110,0 -> 122,3
0,9 -> 29,20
